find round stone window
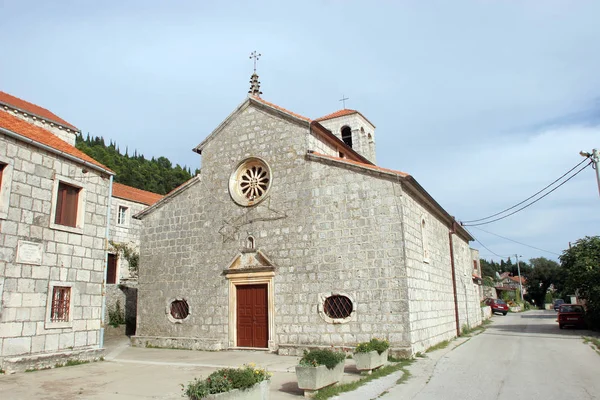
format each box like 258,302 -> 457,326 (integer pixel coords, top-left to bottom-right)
318,292 -> 356,324
229,157 -> 272,206
168,299 -> 190,322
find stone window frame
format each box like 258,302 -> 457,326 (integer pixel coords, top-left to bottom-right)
317,292 -> 357,324
228,157 -> 272,207
165,297 -> 191,324
0,155 -> 14,220
117,204 -> 129,226
49,174 -> 86,235
420,214 -> 430,264
44,281 -> 75,329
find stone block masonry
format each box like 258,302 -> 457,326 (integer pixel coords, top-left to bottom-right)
0,134 -> 110,371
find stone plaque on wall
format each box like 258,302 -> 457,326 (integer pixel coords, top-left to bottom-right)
16,240 -> 43,265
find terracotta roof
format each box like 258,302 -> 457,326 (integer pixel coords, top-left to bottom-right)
250,95 -> 311,122
112,182 -> 164,206
0,110 -> 111,173
0,91 -> 78,131
311,152 -> 410,178
508,276 -> 526,284
314,109 -> 358,121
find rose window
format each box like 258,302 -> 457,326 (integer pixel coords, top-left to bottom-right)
229,158 -> 272,206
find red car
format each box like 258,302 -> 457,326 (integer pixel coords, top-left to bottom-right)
484,298 -> 509,315
557,304 -> 586,329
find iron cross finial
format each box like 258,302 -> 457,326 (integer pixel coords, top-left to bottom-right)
339,95 -> 349,109
249,51 -> 261,73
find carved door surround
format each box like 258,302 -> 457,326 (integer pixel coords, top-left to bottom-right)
224,249 -> 275,350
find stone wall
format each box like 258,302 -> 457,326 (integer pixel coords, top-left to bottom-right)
0,134 -> 109,367
109,196 -> 147,280
1,108 -> 77,146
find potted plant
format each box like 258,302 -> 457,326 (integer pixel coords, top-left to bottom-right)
295,349 -> 346,397
353,338 -> 389,374
183,363 -> 271,400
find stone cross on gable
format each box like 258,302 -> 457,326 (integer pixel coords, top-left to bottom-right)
339,95 -> 349,109
249,51 -> 261,73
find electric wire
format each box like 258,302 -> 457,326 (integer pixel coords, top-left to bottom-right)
470,226 -> 561,256
461,157 -> 591,224
462,226 -> 509,258
462,160 -> 593,227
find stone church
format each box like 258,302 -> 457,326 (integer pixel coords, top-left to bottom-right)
133,76 -> 483,356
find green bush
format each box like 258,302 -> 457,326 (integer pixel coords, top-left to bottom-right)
299,349 -> 346,369
183,364 -> 270,399
108,300 -> 125,327
354,338 -> 390,355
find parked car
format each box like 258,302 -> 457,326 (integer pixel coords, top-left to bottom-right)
557,304 -> 586,329
553,299 -> 565,311
484,298 -> 509,315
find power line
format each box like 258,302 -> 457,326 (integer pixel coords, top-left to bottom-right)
462,160 -> 592,227
461,157 -> 591,224
470,226 -> 561,256
463,227 -> 511,258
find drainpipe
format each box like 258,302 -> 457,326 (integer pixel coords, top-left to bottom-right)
449,222 -> 460,336
99,175 -> 114,349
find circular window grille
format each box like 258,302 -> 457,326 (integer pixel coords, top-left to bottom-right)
229,158 -> 272,206
170,300 -> 189,320
323,295 -> 353,319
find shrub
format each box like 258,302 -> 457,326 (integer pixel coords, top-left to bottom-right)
183,364 -> 270,399
108,300 -> 125,327
354,338 -> 390,355
299,349 -> 346,369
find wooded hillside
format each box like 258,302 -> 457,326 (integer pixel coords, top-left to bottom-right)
75,134 -> 197,195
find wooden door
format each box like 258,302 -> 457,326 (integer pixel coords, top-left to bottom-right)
107,253 -> 117,284
236,284 -> 268,348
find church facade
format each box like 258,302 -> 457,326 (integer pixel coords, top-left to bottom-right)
133,92 -> 482,356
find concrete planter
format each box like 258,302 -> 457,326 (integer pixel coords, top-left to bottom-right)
295,362 -> 344,397
203,380 -> 270,400
509,306 -> 522,313
353,349 -> 388,373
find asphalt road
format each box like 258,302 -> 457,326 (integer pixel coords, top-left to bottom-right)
382,310 -> 600,400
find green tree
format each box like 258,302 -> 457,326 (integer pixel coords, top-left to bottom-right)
524,257 -> 560,309
560,236 -> 600,329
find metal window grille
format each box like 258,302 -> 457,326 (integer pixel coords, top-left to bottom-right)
51,286 -> 71,322
170,300 -> 189,319
323,295 -> 353,319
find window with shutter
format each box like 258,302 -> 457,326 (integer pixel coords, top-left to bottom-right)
55,182 -> 80,227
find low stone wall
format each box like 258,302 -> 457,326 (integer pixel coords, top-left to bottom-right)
509,306 -> 522,313
481,306 -> 492,320
130,336 -> 223,351
2,347 -> 104,374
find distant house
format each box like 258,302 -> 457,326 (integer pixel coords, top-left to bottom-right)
105,183 -> 163,334
495,272 -> 527,299
0,92 -> 113,372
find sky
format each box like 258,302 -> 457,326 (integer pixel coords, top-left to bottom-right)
1,0 -> 599,264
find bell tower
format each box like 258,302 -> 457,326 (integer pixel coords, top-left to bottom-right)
315,109 -> 376,164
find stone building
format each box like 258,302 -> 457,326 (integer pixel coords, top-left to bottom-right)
105,183 -> 163,334
0,93 -> 112,372
133,83 -> 483,356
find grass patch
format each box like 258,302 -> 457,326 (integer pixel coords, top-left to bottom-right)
0,369 -> 4,374
312,359 -> 414,400
461,319 -> 493,337
583,337 -> 600,355
425,340 -> 451,353
55,359 -> 91,368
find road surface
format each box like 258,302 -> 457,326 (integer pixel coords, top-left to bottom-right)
382,310 -> 600,400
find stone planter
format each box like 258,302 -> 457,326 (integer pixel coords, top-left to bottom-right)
353,349 -> 388,374
295,362 -> 344,397
202,380 -> 270,400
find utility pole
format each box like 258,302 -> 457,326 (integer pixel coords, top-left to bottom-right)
580,148 -> 600,197
515,254 -> 524,302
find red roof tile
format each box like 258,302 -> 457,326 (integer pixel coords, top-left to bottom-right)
311,152 -> 410,177
250,96 -> 311,122
314,109 -> 358,121
0,91 -> 78,131
0,110 -> 111,173
112,182 -> 163,206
